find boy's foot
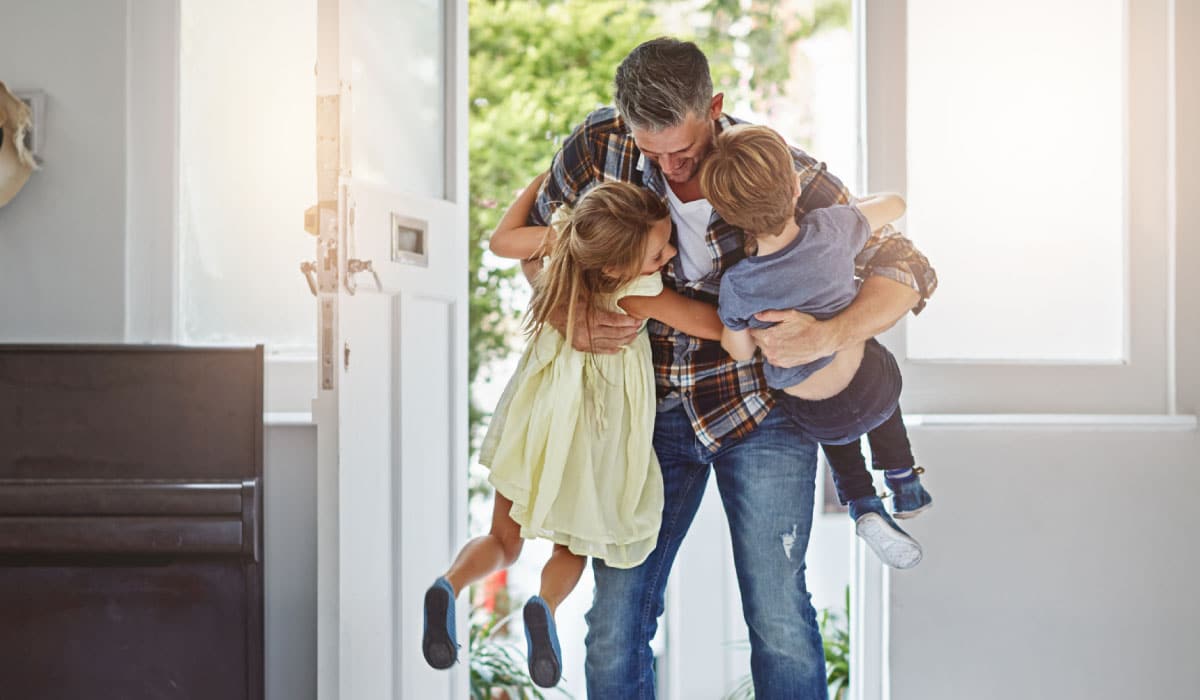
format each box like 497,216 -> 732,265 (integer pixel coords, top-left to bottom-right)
523,595 -> 563,688
849,496 -> 923,569
422,577 -> 458,670
887,467 -> 934,519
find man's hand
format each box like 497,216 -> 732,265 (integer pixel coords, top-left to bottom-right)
550,307 -> 642,354
749,309 -> 843,367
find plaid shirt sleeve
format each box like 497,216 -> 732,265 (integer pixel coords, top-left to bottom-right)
795,160 -> 938,315
528,120 -> 600,227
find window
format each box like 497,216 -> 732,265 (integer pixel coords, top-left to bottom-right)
866,0 -> 1173,414
178,0 -> 317,358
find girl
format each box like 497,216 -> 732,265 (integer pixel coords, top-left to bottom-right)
422,177 -> 722,688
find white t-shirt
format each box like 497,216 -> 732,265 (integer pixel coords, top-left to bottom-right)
664,185 -> 715,281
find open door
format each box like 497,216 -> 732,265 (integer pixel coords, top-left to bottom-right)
311,1 -> 469,698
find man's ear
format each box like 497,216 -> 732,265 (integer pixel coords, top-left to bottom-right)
793,172 -> 803,201
709,93 -> 724,120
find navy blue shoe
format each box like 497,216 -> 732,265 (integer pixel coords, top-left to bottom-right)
523,596 -> 563,688
422,577 -> 458,669
849,495 -> 923,569
888,467 -> 934,520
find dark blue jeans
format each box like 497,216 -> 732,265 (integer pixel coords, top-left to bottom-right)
777,338 -> 914,504
584,404 -> 828,699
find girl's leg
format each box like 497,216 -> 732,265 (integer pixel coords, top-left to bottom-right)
443,492 -> 524,594
525,544 -> 584,688
539,544 -> 587,614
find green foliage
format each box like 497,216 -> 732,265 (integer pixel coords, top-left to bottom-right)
692,0 -> 851,110
467,0 -> 665,452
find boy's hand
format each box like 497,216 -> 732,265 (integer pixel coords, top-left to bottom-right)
749,309 -> 841,366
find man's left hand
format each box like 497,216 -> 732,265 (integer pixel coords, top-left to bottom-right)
749,309 -> 842,367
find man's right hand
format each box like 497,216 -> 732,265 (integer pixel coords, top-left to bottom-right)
551,307 -> 642,354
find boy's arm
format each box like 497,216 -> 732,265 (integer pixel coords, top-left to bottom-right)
488,171 -> 552,260
721,327 -> 757,361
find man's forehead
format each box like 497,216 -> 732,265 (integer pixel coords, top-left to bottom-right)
631,117 -> 707,152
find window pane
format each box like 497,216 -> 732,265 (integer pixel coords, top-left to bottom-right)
179,0 -> 316,355
905,0 -> 1124,362
345,0 -> 445,198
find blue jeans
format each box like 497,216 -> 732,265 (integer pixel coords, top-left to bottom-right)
584,404 -> 827,699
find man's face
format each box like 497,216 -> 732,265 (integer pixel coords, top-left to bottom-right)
631,112 -> 717,185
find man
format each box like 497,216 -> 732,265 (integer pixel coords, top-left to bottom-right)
520,38 -> 937,699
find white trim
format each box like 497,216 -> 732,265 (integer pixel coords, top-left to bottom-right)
1166,0 -> 1179,415
850,540 -> 889,700
124,0 -> 180,343
448,2 -> 470,698
905,413 -> 1197,430
265,412 -> 315,427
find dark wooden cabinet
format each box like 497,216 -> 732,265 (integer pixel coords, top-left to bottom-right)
0,345 -> 265,700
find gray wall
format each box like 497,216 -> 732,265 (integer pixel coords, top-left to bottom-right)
891,426 -> 1200,700
0,0 -> 128,340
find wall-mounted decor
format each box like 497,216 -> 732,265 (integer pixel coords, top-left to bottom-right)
12,89 -> 44,162
0,81 -> 38,209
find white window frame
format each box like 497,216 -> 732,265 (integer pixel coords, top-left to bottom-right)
124,0 -> 316,415
866,0 -> 1176,416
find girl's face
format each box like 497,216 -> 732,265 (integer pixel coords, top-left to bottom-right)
639,217 -> 676,275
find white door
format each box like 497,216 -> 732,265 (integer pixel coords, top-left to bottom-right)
312,1 -> 469,699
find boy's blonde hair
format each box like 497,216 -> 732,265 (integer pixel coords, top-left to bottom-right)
526,182 -> 669,343
698,124 -> 795,238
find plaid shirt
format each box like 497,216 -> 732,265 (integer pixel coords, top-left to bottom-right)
530,107 -> 937,451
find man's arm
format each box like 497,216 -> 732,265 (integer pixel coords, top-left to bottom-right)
751,277 -> 918,366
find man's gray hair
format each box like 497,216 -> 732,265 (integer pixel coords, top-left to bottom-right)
614,38 -> 713,132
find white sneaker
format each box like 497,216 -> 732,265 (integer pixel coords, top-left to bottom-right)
855,512 -> 923,569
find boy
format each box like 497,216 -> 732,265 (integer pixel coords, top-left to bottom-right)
700,125 -> 933,569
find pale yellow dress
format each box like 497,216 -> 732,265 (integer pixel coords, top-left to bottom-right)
479,273 -> 664,569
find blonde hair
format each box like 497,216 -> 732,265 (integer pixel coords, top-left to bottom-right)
526,182 -> 669,343
698,124 -> 795,238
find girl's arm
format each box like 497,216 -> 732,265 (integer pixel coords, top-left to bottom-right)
488,172 -> 554,260
855,192 -> 906,232
721,327 -> 758,361
618,287 -> 724,341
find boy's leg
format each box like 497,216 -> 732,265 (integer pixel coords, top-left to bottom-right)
712,407 -> 828,700
865,405 -> 915,472
867,406 -> 933,518
820,438 -> 878,504
585,406 -> 711,700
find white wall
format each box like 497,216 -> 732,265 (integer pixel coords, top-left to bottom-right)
0,0 -> 128,341
890,426 -> 1200,700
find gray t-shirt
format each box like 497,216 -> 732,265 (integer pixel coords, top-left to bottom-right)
717,204 -> 871,389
